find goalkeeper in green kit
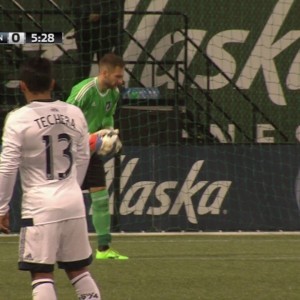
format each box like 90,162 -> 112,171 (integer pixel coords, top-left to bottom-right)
67,53 -> 128,260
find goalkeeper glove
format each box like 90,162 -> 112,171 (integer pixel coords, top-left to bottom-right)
90,129 -> 122,156
98,132 -> 122,156
95,128 -> 119,137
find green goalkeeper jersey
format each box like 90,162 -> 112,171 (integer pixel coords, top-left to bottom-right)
66,77 -> 120,133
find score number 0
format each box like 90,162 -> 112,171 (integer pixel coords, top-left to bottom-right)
8,32 -> 26,44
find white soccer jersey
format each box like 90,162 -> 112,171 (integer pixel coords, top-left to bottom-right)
0,100 -> 90,225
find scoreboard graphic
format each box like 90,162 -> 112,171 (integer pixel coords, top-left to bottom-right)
0,32 -> 63,44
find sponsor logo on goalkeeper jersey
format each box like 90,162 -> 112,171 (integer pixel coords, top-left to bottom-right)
105,102 -> 112,111
106,158 -> 231,224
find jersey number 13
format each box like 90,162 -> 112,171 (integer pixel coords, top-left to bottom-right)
42,133 -> 73,180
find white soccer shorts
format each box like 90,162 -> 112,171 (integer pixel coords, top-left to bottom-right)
19,218 -> 92,270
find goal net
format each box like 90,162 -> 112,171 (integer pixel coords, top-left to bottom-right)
1,0 -> 300,232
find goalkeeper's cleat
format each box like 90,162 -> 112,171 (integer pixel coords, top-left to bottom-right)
95,248 -> 129,260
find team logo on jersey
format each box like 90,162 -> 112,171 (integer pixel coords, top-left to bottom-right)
106,102 -> 112,111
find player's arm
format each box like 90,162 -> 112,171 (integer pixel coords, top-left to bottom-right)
66,85 -> 88,111
66,89 -> 81,107
75,109 -> 90,186
0,113 -> 21,233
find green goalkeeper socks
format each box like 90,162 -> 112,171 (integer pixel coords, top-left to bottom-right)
90,189 -> 112,247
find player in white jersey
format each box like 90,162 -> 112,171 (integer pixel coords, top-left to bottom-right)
0,58 -> 101,300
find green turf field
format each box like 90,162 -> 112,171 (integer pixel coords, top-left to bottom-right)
1,234 -> 300,300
